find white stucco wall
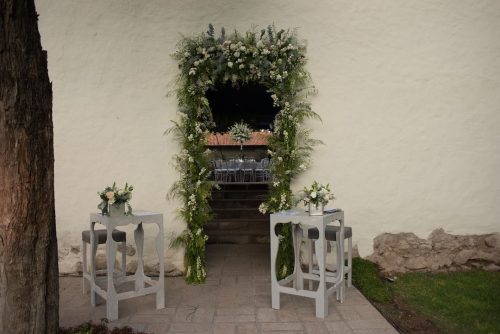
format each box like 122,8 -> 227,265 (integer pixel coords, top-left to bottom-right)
35,0 -> 500,273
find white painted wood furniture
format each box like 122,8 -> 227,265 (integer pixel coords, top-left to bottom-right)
307,225 -> 353,288
81,229 -> 127,294
270,209 -> 345,318
89,211 -> 165,321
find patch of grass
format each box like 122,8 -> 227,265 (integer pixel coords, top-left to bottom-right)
392,270 -> 500,334
351,257 -> 391,303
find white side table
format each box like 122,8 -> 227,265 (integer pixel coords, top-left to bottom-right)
270,209 -> 345,318
89,211 -> 165,321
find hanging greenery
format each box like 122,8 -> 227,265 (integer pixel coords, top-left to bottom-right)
170,24 -> 320,284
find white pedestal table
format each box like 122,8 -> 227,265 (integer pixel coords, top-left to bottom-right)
270,209 -> 345,318
89,210 -> 165,321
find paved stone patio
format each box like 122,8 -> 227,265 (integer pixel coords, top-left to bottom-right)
60,244 -> 397,333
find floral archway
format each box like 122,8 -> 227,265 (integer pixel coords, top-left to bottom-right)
170,25 -> 319,283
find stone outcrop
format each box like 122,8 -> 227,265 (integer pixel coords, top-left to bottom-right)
368,229 -> 500,273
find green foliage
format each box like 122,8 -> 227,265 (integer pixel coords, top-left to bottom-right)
352,258 -> 391,303
59,318 -> 147,333
97,182 -> 133,216
171,24 -> 320,283
298,181 -> 334,208
393,270 -> 500,334
229,121 -> 252,144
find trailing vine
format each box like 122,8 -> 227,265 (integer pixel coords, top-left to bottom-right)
170,24 -> 319,284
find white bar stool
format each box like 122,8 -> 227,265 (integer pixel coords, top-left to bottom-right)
81,229 -> 127,294
307,225 -> 353,296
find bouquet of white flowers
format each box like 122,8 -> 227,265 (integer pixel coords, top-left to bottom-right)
97,182 -> 133,216
299,181 -> 334,209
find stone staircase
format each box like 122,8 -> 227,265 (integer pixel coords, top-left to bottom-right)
205,183 -> 270,244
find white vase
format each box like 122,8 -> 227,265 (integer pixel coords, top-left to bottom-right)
109,202 -> 126,216
309,203 -> 324,216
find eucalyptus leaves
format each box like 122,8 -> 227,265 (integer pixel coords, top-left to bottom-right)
171,25 -> 319,283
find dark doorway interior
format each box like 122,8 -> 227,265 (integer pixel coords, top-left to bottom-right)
205,82 -> 274,244
206,82 -> 280,132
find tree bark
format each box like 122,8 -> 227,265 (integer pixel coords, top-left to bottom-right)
0,1 -> 59,333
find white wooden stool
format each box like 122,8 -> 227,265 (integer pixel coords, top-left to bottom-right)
81,229 -> 127,294
307,226 -> 353,293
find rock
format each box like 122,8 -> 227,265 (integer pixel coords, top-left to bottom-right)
453,249 -> 476,265
484,263 -> 500,271
126,259 -> 137,273
70,245 -> 80,254
369,228 -> 500,273
74,261 -> 83,274
485,234 -> 500,248
117,244 -> 136,256
405,257 -> 428,270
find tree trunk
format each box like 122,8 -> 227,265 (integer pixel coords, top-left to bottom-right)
0,1 -> 59,333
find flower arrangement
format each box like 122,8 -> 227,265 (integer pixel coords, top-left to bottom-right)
170,24 -> 320,283
229,121 -> 252,154
299,181 -> 334,209
97,182 -> 133,216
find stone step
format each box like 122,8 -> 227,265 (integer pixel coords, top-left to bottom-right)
209,198 -> 264,208
205,219 -> 269,231
205,227 -> 270,244
211,191 -> 268,200
212,208 -> 264,219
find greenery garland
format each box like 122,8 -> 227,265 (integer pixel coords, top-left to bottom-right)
170,24 -> 319,284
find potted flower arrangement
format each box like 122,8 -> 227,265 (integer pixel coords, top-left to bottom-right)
97,182 -> 133,216
298,181 -> 334,216
229,121 -> 252,158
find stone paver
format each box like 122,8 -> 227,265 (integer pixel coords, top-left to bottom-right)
60,244 -> 397,333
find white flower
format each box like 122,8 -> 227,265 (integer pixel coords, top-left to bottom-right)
227,61 -> 233,68
258,203 -> 268,214
277,157 -> 283,162
310,191 -> 317,199
194,60 -> 200,66
273,181 -> 280,187
187,134 -> 194,141
281,265 -> 288,277
233,51 -> 240,58
189,68 -> 196,75
256,40 -> 264,49
239,64 -> 245,69
188,156 -> 194,163
276,74 -> 282,81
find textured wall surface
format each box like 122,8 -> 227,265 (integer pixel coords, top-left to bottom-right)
35,0 -> 500,273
